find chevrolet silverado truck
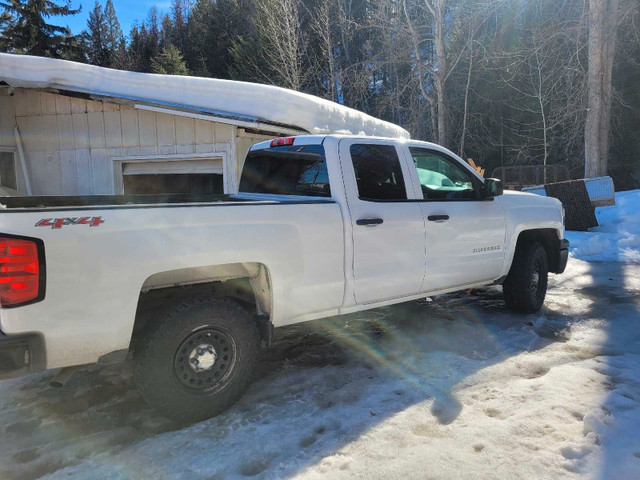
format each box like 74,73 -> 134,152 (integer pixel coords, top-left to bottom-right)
0,135 -> 568,422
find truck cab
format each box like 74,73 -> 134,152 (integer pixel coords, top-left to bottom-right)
242,135 -> 567,309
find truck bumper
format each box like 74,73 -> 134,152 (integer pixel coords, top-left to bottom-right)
0,331 -> 45,380
556,239 -> 569,274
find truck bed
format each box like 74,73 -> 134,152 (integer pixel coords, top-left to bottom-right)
0,194 -> 345,368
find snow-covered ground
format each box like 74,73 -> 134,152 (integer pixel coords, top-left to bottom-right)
566,190 -> 640,263
1,192 -> 639,480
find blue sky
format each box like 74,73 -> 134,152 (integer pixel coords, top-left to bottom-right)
57,1 -> 172,36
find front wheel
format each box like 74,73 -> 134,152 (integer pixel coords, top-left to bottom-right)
502,241 -> 549,314
134,297 -> 260,424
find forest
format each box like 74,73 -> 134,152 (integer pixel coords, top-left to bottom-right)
1,0 -> 639,188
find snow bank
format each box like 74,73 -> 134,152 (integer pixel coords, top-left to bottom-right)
0,53 -> 410,139
566,189 -> 640,263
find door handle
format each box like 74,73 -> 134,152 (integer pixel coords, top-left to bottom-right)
427,214 -> 449,222
356,217 -> 384,226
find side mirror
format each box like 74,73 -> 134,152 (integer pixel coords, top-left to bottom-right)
482,178 -> 503,198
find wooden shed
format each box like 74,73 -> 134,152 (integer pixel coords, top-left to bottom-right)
0,54 -> 408,197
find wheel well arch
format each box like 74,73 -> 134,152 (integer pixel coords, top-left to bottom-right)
514,228 -> 563,273
130,262 -> 273,349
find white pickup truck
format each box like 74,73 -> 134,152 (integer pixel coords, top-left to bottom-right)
0,135 -> 568,422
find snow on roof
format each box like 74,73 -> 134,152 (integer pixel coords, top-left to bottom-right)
0,53 -> 410,139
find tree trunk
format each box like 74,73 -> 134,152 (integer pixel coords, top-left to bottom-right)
429,102 -> 438,142
535,51 -> 548,183
584,0 -> 619,178
459,41 -> 473,158
434,0 -> 448,147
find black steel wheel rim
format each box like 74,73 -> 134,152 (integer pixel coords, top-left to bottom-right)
173,327 -> 237,392
530,259 -> 542,296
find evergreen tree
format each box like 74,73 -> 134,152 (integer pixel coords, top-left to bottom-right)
126,7 -> 161,72
151,44 -> 189,75
145,6 -> 160,64
185,0 -> 215,75
217,0 -> 255,78
127,24 -> 147,71
0,10 -> 14,52
84,1 -> 108,65
187,0 -> 255,78
0,9 -> 11,30
170,0 -> 187,53
160,13 -> 172,49
0,0 -> 82,58
103,0 -> 124,68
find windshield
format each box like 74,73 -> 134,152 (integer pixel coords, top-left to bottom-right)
239,144 -> 331,197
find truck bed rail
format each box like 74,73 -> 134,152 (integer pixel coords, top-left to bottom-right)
0,194 -> 259,210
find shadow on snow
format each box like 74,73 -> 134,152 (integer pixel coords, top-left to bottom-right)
0,274 -> 609,479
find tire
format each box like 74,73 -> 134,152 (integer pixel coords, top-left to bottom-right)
134,297 -> 260,424
502,241 -> 549,314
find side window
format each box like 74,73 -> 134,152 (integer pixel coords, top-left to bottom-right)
350,144 -> 407,201
409,147 -> 477,200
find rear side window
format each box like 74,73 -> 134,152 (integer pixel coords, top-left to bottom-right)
239,145 -> 331,197
350,144 -> 407,201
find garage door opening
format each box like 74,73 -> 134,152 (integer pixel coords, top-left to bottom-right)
121,158 -> 224,195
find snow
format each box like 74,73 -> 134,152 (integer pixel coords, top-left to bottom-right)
0,53 -> 410,139
566,190 -> 640,263
1,191 -> 639,479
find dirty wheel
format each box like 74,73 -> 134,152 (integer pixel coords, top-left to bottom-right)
134,297 -> 260,424
503,241 -> 549,314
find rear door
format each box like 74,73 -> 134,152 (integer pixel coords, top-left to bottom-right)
403,145 -> 507,291
338,138 -> 426,305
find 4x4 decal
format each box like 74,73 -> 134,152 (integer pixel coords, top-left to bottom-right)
35,217 -> 105,229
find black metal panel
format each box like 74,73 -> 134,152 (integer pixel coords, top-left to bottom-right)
545,180 -> 598,231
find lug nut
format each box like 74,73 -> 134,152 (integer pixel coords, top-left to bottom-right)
191,358 -> 199,365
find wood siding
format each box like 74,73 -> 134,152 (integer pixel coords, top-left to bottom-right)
0,88 -> 274,195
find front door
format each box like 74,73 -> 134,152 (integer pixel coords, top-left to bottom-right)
404,146 -> 507,292
339,139 -> 426,305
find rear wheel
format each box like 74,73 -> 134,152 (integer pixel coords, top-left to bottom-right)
134,297 -> 260,424
503,241 -> 549,314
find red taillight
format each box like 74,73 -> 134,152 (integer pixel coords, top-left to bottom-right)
0,237 -> 42,307
270,137 -> 295,148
